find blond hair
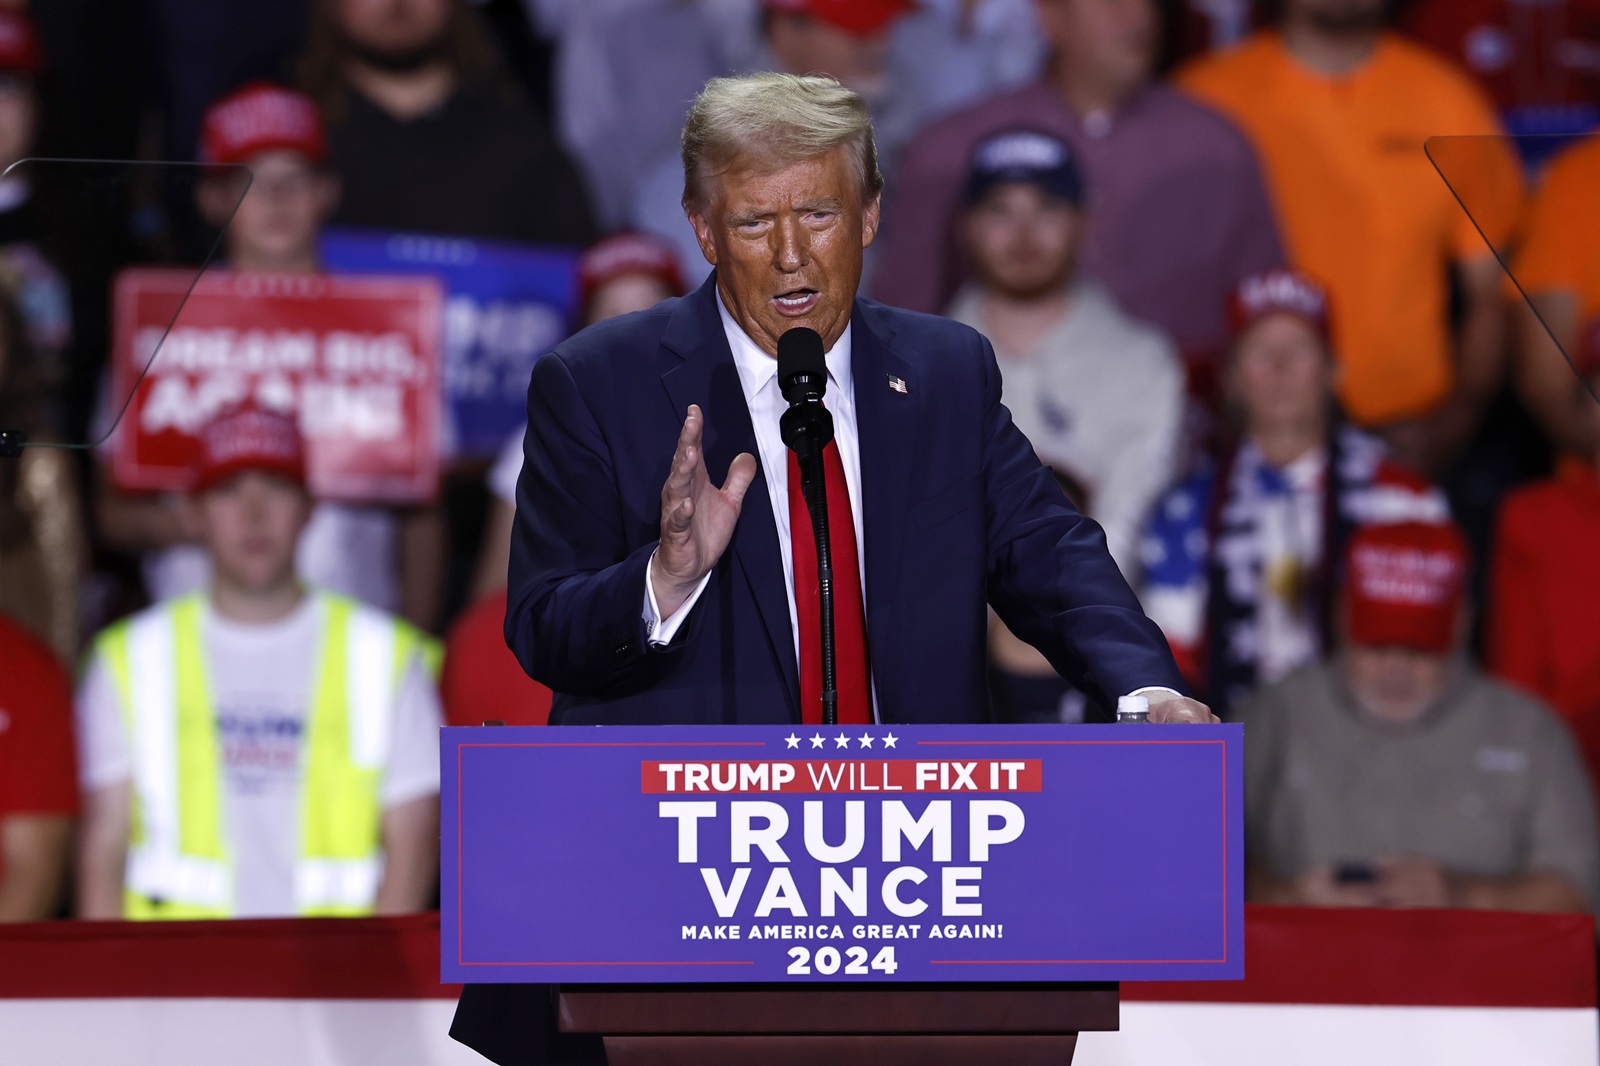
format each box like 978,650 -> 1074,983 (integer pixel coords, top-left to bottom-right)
680,72 -> 883,213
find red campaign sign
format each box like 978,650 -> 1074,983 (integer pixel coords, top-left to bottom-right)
641,760 -> 1045,794
110,268 -> 443,503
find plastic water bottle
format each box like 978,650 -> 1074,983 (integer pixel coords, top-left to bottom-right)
1116,694 -> 1150,724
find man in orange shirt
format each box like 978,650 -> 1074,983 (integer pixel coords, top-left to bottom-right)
1179,0 -> 1523,476
1509,136 -> 1600,455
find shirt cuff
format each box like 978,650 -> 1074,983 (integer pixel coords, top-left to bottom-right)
643,549 -> 712,647
1128,686 -> 1184,702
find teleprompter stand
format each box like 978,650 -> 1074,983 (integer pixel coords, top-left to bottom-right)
557,981 -> 1118,1065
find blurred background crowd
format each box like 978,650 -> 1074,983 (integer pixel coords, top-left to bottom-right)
4,0 -> 1600,923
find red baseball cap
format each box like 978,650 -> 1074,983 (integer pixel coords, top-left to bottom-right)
762,0 -> 916,36
192,401 -> 307,494
1228,268 -> 1331,345
0,13 -> 41,77
1343,521 -> 1470,653
577,231 -> 686,316
199,81 -> 328,167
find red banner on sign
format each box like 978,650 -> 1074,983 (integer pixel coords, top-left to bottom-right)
641,760 -> 1045,794
109,268 -> 443,503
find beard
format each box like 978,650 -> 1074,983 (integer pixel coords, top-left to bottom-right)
1300,0 -> 1388,35
343,29 -> 452,74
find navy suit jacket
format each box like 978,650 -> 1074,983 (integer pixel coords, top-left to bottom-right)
506,273 -> 1185,724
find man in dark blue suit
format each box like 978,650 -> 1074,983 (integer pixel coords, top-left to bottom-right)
504,71 -> 1211,729
454,70 -> 1212,1066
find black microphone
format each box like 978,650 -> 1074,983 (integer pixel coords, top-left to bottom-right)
777,326 -> 838,726
777,327 -> 833,452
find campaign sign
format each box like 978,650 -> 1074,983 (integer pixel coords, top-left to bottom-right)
110,268 -> 442,503
318,228 -> 579,458
442,723 -> 1244,984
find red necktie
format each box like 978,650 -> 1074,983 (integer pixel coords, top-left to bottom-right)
787,442 -> 872,724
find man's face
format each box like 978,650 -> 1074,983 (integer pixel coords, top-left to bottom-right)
1228,312 -> 1333,432
1284,0 -> 1387,32
193,471 -> 311,594
767,15 -> 892,100
1343,643 -> 1450,725
1037,0 -> 1157,94
961,182 -> 1081,301
208,151 -> 339,267
335,0 -> 453,63
689,146 -> 879,356
0,73 -> 35,175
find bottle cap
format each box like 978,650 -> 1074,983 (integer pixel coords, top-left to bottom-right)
1117,695 -> 1149,717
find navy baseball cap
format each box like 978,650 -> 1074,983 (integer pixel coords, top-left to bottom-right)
963,129 -> 1085,208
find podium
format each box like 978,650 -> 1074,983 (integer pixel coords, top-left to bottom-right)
443,723 -> 1242,1063
557,982 -> 1118,1064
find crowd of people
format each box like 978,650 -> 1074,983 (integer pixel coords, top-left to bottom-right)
1,0 -> 1600,924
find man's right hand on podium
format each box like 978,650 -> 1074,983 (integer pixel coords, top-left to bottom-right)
652,404 -> 758,618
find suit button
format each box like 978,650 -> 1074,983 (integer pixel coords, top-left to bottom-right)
615,642 -> 634,658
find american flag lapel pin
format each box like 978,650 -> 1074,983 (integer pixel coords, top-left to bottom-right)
887,374 -> 908,395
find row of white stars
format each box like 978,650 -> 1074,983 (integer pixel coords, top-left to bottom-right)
784,733 -> 898,750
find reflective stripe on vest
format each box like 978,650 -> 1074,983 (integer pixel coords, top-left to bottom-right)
97,591 -> 431,919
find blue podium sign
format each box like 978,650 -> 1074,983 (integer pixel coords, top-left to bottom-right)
442,724 -> 1243,984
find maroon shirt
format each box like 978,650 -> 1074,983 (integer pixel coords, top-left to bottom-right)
870,80 -> 1285,364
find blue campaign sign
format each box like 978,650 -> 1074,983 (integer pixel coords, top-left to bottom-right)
442,723 -> 1244,984
319,228 -> 579,458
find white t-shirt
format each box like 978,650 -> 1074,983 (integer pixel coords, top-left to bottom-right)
76,595 -> 442,917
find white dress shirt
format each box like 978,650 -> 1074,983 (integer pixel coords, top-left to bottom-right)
642,295 -> 1183,713
646,294 -> 866,660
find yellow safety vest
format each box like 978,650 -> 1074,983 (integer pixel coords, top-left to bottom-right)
95,590 -> 437,919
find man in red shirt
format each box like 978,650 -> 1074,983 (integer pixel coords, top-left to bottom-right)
441,590 -> 553,728
1489,320 -> 1600,796
0,611 -> 76,919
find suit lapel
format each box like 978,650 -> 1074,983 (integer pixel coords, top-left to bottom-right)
660,275 -> 800,717
850,300 -> 916,708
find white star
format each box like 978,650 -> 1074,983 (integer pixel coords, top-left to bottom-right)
810,733 -> 826,749
858,735 -> 874,749
785,734 -> 800,749
882,733 -> 898,749
834,734 -> 852,749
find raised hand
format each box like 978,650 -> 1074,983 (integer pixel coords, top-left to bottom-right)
652,404 -> 758,617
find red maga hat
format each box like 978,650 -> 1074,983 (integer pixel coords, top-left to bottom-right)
762,0 -> 916,36
1228,268 -> 1331,345
0,13 -> 41,77
192,401 -> 307,494
577,231 -> 686,315
199,81 -> 328,167
1343,521 -> 1470,654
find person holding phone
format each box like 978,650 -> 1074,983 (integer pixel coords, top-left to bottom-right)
1242,520 -> 1600,913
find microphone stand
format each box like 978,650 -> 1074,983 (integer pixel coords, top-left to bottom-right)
781,404 -> 837,726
